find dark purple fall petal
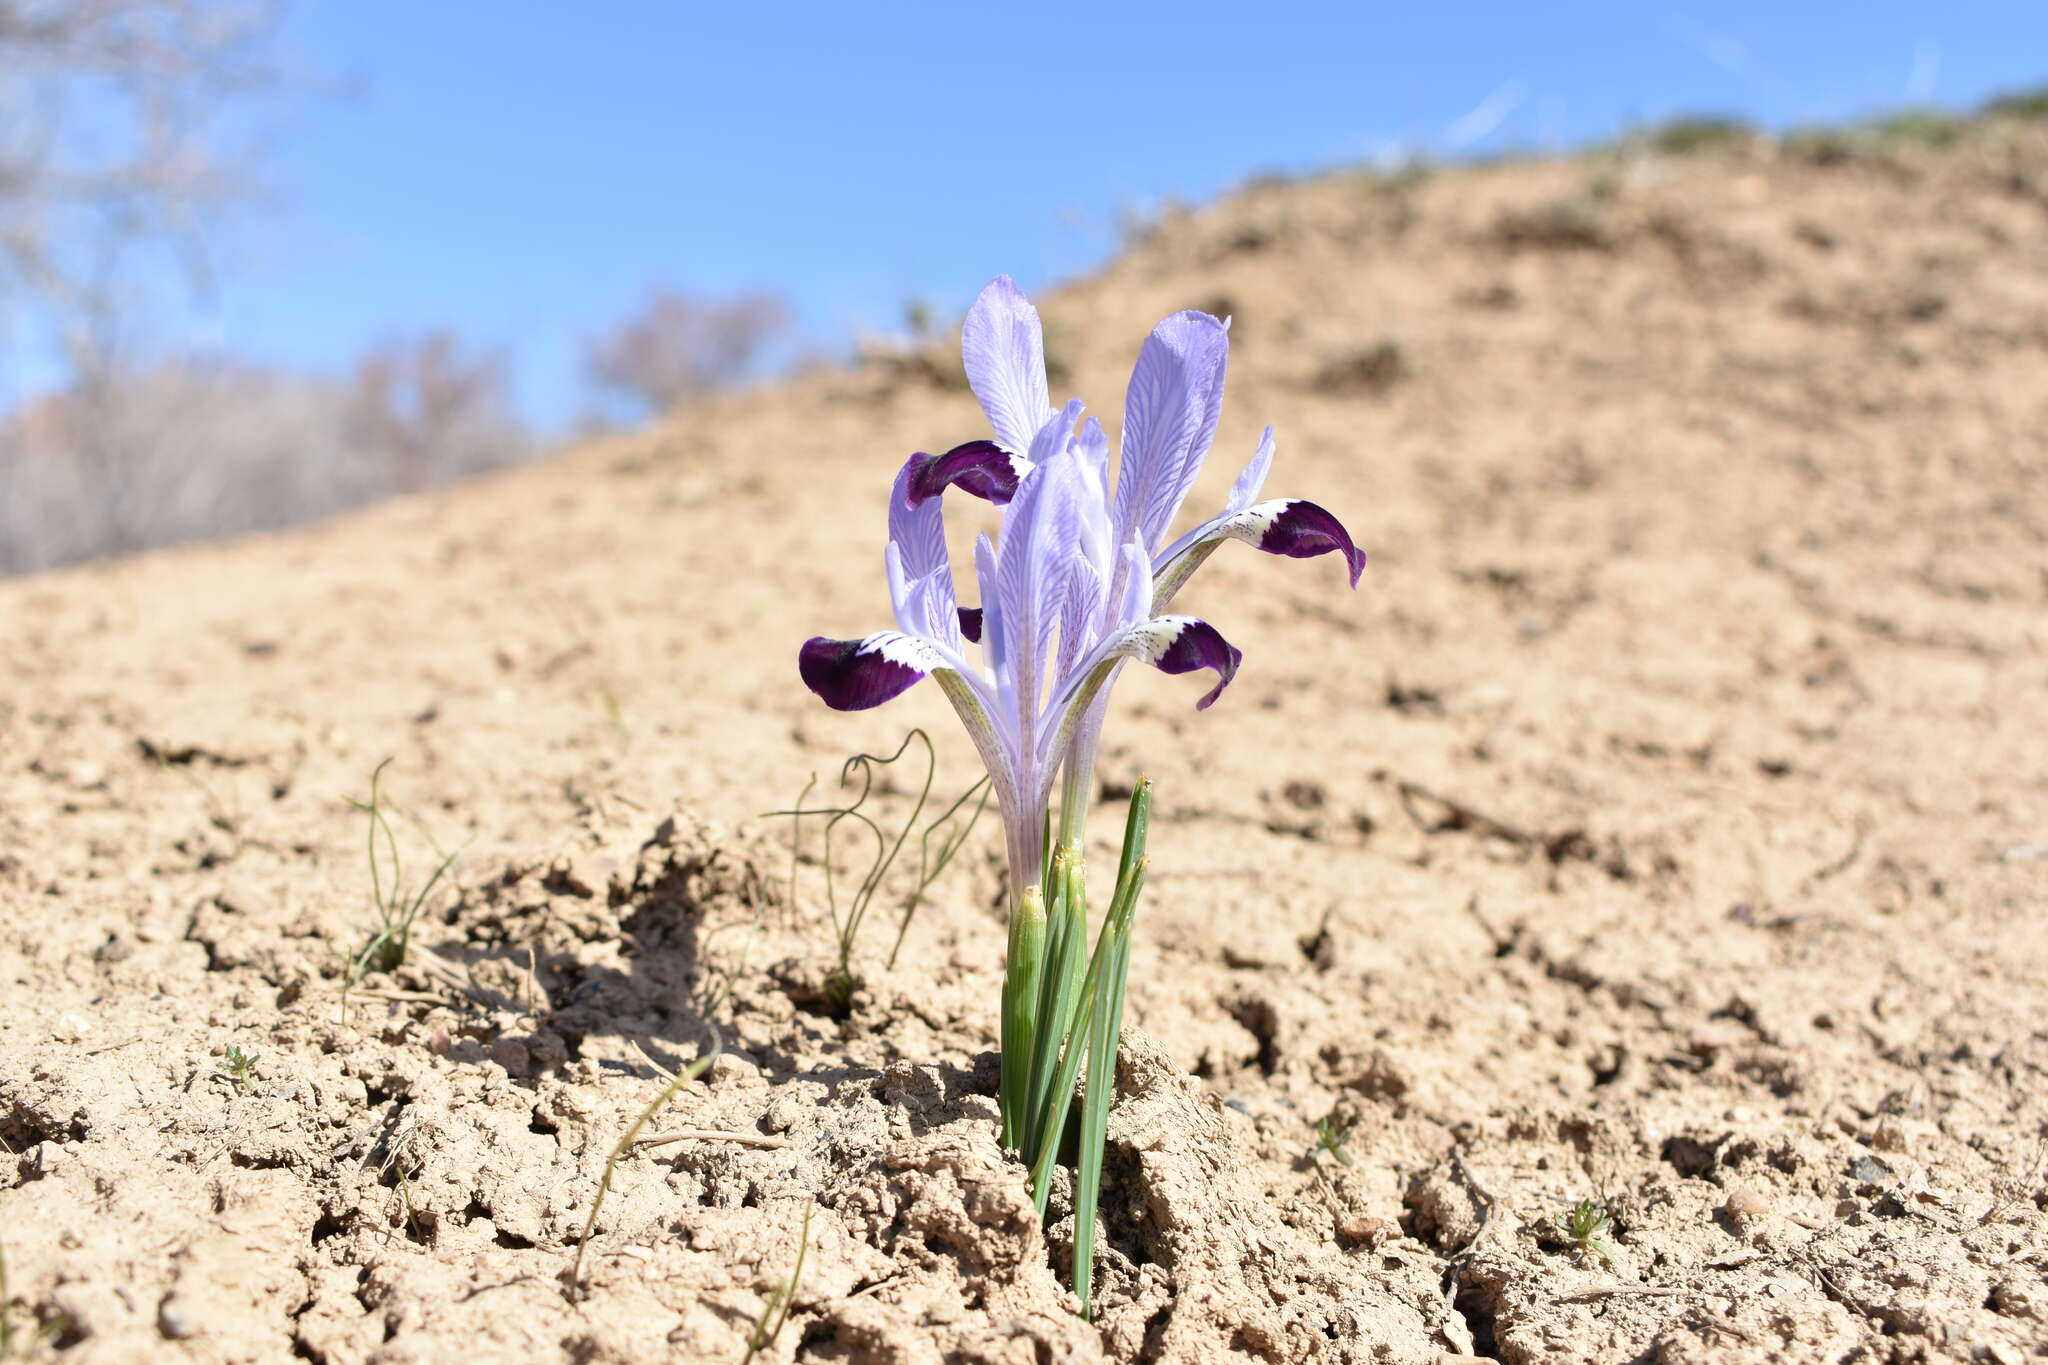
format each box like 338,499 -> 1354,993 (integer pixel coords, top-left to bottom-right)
1151,618 -> 1242,710
798,635 -> 928,711
957,607 -> 983,644
904,440 -> 1024,508
1257,500 -> 1368,588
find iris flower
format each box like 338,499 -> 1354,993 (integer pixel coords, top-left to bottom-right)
797,277 -> 1364,1307
800,277 -> 1362,896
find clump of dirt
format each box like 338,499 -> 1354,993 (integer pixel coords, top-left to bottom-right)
7,111 -> 2048,1362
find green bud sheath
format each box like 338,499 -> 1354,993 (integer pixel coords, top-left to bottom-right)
1000,884 -> 1047,1151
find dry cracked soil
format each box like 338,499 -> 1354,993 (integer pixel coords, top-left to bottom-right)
4,119 -> 2048,1363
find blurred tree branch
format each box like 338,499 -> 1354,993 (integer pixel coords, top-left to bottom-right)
1,0 -> 288,377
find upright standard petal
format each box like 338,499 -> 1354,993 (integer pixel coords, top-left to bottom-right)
1224,426 -> 1276,514
798,632 -> 947,711
1112,310 -> 1230,553
961,277 -> 1053,456
996,402 -> 1090,699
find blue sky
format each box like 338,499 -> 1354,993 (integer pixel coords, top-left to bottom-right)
30,3 -> 2048,429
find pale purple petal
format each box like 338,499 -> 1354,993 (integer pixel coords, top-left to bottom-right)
1224,426 -> 1276,514
904,440 -> 1032,508
1112,310 -> 1230,552
799,633 -> 945,711
997,402 -> 1088,668
1055,555 -> 1104,684
960,276 -> 1053,455
973,532 -> 1005,673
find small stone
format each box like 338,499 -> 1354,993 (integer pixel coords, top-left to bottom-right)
1722,1186 -> 1771,1227
158,1294 -> 197,1340
491,1038 -> 530,1076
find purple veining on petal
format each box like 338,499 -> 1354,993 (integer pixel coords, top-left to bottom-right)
957,606 -> 983,643
799,635 -> 929,711
1255,500 -> 1368,588
1126,615 -> 1241,711
1114,310 -> 1231,552
961,276 -> 1053,456
905,440 -> 1026,508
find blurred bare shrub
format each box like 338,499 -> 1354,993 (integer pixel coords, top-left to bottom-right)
350,330 -> 525,493
0,340 -> 529,575
583,287 -> 793,422
0,0 -> 288,370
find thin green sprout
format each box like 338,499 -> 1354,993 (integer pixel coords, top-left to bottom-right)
342,759 -> 462,999
570,911 -> 764,1295
568,1034 -> 719,1296
739,1201 -> 814,1365
763,729 -> 989,1002
887,772 -> 992,968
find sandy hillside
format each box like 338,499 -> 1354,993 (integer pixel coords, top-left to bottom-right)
4,118 -> 2048,1364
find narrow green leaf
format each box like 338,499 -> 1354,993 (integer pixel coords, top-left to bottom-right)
1028,853 -> 1148,1214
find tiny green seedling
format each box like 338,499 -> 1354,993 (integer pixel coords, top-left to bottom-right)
1561,1198 -> 1617,1265
1311,1115 -> 1355,1167
766,729 -> 990,1009
344,759 -> 460,984
218,1045 -> 258,1090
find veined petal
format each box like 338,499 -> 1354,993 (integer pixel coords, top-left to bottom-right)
997,402 -> 1089,704
798,632 -> 945,711
905,440 -> 1032,508
1225,425 -> 1276,514
1113,310 -> 1230,553
961,276 -> 1053,456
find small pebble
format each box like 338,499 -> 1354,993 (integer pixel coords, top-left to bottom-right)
490,1038 -> 530,1075
158,1294 -> 196,1340
1723,1186 -> 1770,1224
